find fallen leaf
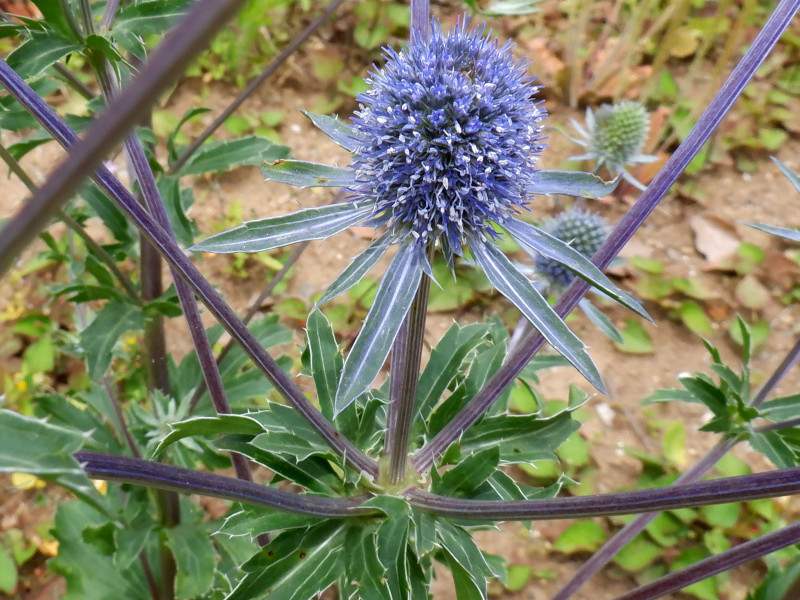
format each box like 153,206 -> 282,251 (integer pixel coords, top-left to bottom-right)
689,214 -> 740,266
760,251 -> 800,288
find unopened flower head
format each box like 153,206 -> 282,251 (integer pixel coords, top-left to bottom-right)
535,207 -> 611,288
350,19 -> 547,255
589,100 -> 650,168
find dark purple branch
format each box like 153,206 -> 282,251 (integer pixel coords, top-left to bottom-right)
0,0 -> 250,278
74,451 -> 374,517
0,59 -> 379,479
751,332 -> 800,408
405,466 -> 800,520
95,65 -> 255,486
168,0 -> 347,175
612,521 -> 800,600
551,438 -> 736,600
412,0 -> 800,474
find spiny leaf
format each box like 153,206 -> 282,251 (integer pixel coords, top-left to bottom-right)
469,238 -> 604,393
335,240 -> 425,414
261,159 -> 355,188
191,202 -> 373,253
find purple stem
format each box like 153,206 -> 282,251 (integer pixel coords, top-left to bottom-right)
74,451 -> 374,517
410,0 -> 430,39
95,65 -> 255,487
412,0 -> 800,474
0,58 -> 379,479
612,521 -> 800,600
405,465 -> 800,520
0,0 -> 250,278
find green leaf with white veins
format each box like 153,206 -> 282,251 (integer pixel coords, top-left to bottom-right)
261,159 -> 356,188
470,238 -> 605,393
178,136 -> 289,176
192,202 -> 373,254
225,521 -> 346,600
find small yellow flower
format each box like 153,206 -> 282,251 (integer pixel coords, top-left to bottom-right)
11,472 -> 45,490
92,479 -> 108,495
15,379 -> 28,392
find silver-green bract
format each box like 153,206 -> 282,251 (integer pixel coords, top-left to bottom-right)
193,19 -> 649,414
568,100 -> 657,191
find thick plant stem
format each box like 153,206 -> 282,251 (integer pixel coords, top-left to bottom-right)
168,0 -> 346,175
385,269 -> 431,484
0,0 -> 250,279
411,0 -> 800,474
0,144 -> 140,303
75,451 -> 374,517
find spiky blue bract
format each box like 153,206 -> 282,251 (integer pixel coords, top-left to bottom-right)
534,208 -> 611,288
350,18 -> 546,257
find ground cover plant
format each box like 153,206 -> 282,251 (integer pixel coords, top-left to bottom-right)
1,0 -> 800,599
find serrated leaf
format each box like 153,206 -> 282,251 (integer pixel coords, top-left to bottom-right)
5,32 -> 82,80
81,300 -> 144,379
436,521 -> 493,596
261,159 -> 355,188
113,0 -> 193,37
305,310 -> 343,420
335,240 -> 425,414
220,506 -> 324,539
342,526 -> 392,600
414,322 -> 488,423
0,410 -> 107,513
225,521 -> 346,600
505,218 -> 648,320
436,447 -> 500,496
178,136 -> 289,176
460,412 -> 580,463
154,414 -> 265,456
166,524 -> 217,599
192,202 -> 372,254
526,170 -> 619,198
470,238 -> 604,393
29,0 -> 79,41
316,234 -> 392,306
301,111 -> 364,152
760,394 -> 800,421
80,182 -> 134,243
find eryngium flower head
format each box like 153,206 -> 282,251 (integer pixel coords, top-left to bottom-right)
569,100 -> 656,190
535,207 -> 611,288
350,19 -> 546,255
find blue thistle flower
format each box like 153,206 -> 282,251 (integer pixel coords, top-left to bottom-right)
350,20 -> 546,256
194,18 -> 648,412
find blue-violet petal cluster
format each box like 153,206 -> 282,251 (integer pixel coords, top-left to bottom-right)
350,19 -> 546,255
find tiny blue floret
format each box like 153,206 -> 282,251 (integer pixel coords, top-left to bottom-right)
350,19 -> 546,256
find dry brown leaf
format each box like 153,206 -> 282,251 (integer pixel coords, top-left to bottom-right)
689,214 -> 740,266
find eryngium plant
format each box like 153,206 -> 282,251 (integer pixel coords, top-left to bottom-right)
1,1 -> 800,600
194,19 -> 649,412
569,100 -> 657,190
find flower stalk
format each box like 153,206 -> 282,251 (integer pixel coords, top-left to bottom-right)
385,258 -> 431,484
